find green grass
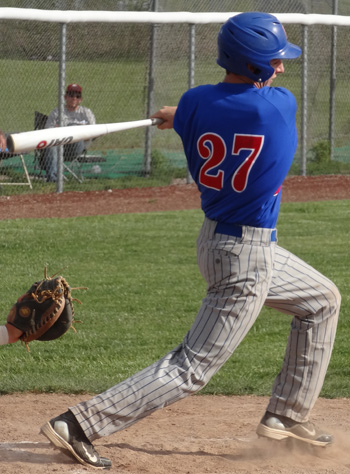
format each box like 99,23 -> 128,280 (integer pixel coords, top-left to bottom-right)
0,200 -> 348,398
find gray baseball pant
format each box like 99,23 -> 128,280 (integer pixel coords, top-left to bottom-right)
71,217 -> 341,441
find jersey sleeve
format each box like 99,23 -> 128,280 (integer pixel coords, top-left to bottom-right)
173,90 -> 195,137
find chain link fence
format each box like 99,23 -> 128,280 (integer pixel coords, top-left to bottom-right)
0,0 -> 350,194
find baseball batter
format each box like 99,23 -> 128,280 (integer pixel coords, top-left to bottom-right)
41,12 -> 341,469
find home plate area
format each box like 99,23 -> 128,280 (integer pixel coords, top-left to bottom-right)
0,393 -> 349,474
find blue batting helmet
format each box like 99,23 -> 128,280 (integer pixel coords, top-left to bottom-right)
217,12 -> 302,82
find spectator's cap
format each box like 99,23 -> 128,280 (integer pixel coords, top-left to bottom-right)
66,83 -> 82,94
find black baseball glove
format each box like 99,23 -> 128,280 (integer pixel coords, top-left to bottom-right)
7,273 -> 85,351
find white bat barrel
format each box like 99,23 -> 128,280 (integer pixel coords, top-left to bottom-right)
7,118 -> 163,154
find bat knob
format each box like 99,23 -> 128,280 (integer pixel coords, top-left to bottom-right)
6,136 -> 15,154
151,118 -> 164,126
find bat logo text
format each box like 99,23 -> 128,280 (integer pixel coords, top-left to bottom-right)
36,136 -> 74,149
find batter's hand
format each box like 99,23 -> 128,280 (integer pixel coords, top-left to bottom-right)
150,106 -> 177,130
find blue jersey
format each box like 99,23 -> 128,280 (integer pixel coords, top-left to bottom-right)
173,83 -> 298,228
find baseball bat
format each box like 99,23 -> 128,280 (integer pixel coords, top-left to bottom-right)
7,118 -> 164,154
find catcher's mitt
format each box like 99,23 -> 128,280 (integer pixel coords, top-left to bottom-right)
7,272 -> 86,351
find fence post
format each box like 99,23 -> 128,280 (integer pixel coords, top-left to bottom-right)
144,0 -> 158,177
300,25 -> 308,176
329,0 -> 338,161
57,22 -> 67,193
186,24 -> 196,185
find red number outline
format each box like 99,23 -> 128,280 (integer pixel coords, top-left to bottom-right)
232,134 -> 264,193
197,133 -> 226,191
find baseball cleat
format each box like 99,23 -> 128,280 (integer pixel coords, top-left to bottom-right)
256,411 -> 333,447
41,410 -> 112,469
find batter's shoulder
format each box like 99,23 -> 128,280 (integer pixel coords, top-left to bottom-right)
260,86 -> 296,102
258,86 -> 297,113
182,84 -> 216,98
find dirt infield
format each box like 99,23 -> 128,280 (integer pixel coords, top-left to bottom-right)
0,174 -> 349,220
1,394 -> 350,474
0,175 -> 349,473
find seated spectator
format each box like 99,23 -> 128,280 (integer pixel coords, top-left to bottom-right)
42,83 -> 96,182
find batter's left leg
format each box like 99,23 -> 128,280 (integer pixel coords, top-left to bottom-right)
264,245 -> 341,422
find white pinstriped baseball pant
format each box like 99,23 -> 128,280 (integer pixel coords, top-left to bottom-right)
71,217 -> 341,441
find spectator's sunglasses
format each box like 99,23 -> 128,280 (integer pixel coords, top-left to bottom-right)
66,91 -> 82,98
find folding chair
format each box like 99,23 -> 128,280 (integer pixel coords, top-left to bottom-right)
0,150 -> 33,189
34,111 -> 49,178
34,111 -> 85,183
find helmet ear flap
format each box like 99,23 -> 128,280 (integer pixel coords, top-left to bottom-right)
247,64 -> 262,78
